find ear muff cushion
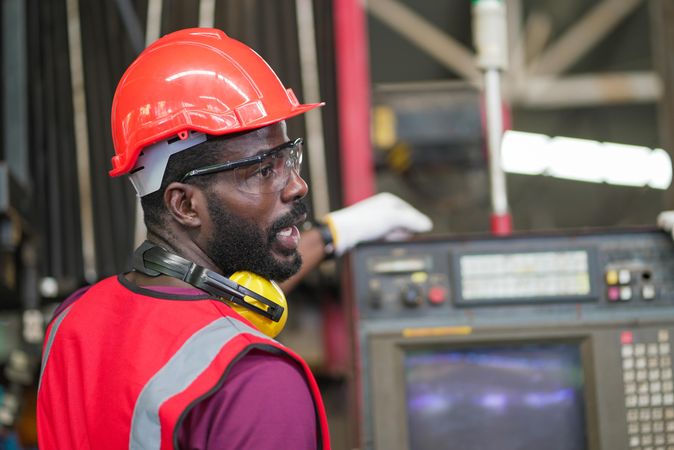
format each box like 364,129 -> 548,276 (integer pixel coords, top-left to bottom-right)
229,271 -> 288,338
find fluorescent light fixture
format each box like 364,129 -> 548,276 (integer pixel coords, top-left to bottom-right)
548,137 -> 604,183
650,149 -> 673,190
501,131 -> 549,175
501,131 -> 672,190
602,142 -> 651,187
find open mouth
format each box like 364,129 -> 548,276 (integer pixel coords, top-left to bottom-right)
272,212 -> 307,253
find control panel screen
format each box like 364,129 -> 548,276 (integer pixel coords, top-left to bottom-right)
405,343 -> 587,450
369,255 -> 432,274
459,250 -> 591,302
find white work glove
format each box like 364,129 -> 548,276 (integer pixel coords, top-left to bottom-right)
323,192 -> 433,256
657,211 -> 674,239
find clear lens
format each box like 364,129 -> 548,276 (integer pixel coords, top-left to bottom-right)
234,144 -> 302,194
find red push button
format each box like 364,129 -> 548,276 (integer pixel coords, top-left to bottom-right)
428,287 -> 447,305
621,331 -> 634,345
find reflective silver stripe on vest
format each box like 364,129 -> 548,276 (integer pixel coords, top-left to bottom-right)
38,305 -> 74,392
129,316 -> 270,450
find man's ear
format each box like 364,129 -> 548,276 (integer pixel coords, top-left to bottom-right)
164,182 -> 206,228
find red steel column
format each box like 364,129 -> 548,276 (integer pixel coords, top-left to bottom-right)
333,4 -> 375,448
333,0 -> 376,206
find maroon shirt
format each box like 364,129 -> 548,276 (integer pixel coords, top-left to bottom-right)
53,282 -> 317,450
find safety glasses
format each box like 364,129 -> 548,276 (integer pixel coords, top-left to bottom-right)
180,138 -> 303,194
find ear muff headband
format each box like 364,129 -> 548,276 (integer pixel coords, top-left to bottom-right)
132,241 -> 284,322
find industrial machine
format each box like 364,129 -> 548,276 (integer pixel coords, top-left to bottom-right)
348,228 -> 674,450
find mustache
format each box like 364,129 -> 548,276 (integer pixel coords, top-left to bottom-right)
268,200 -> 308,238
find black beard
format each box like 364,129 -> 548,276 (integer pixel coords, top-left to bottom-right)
205,195 -> 307,281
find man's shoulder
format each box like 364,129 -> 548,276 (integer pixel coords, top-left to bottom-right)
50,285 -> 92,320
179,349 -> 317,449
49,276 -> 122,321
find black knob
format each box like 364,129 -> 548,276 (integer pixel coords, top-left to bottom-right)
401,284 -> 423,308
369,289 -> 382,309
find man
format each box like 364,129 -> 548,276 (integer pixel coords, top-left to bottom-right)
37,28 -> 431,449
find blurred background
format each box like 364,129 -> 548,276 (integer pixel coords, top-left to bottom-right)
1,0 -> 673,448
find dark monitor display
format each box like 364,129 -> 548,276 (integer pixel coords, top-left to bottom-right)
405,343 -> 587,450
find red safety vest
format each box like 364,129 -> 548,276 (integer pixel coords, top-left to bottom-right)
37,275 -> 331,450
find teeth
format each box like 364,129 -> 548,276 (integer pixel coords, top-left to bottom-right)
277,227 -> 293,237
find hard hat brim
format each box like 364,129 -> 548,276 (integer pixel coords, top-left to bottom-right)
109,101 -> 324,177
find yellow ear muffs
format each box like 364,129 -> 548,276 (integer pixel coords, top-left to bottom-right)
228,271 -> 288,338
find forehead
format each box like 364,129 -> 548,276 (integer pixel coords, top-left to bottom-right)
218,122 -> 289,160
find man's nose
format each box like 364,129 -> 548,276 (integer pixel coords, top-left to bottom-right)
282,169 -> 308,202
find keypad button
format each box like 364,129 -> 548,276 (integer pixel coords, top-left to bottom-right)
639,370 -> 649,381
663,357 -> 672,367
606,270 -> 619,285
654,408 -> 665,420
652,358 -> 662,368
644,435 -> 654,445
655,433 -> 666,445
667,422 -> 674,432
640,395 -> 651,407
638,359 -> 648,369
664,394 -> 673,407
608,287 -> 620,302
653,395 -> 664,406
641,383 -> 652,393
665,408 -> 674,419
623,345 -> 635,357
628,395 -> 639,407
630,435 -> 640,447
651,345 -> 661,356
652,382 -> 663,393
663,369 -> 673,380
643,285 -> 656,300
660,331 -> 670,342
664,382 -> 673,392
661,344 -> 671,355
652,371 -> 663,381
637,345 -> 648,356
644,423 -> 654,433
619,269 -> 632,284
655,421 -> 666,432
628,409 -> 640,422
625,359 -> 636,370
630,422 -> 642,434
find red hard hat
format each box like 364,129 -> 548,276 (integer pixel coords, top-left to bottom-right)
109,28 -> 322,177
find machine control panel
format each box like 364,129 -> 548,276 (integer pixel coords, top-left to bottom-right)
351,228 -> 674,320
348,228 -> 674,450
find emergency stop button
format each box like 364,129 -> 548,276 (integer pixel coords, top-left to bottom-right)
428,287 -> 447,305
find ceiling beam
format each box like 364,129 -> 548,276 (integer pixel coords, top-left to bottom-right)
512,72 -> 660,108
366,0 -> 480,83
528,0 -> 644,77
